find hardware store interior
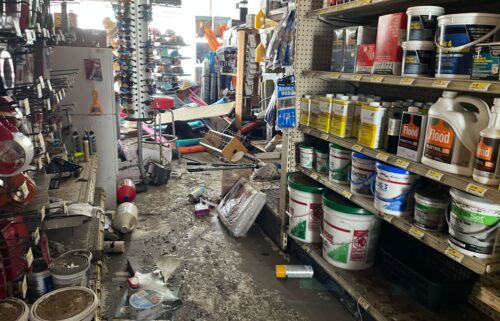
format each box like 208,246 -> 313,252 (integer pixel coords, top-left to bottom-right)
2,0 -> 500,320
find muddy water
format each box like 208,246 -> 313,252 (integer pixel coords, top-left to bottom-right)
35,289 -> 93,320
0,300 -> 23,321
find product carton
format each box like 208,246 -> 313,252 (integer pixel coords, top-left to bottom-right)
343,26 -> 377,73
356,44 -> 376,74
373,12 -> 407,75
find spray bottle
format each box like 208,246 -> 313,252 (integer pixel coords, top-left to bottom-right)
473,98 -> 500,185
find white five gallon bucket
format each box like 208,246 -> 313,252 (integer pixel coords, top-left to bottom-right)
315,149 -> 329,173
406,6 -> 445,41
414,190 -> 450,231
322,191 -> 381,270
447,188 -> 500,258
30,287 -> 98,321
374,162 -> 420,216
50,254 -> 90,289
329,143 -> 351,184
0,298 -> 29,321
299,144 -> 315,169
435,13 -> 500,78
287,172 -> 326,243
349,152 -> 375,198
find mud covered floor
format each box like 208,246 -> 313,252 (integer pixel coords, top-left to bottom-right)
102,153 -> 354,321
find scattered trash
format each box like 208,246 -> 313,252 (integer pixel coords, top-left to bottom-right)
194,202 -> 210,216
275,265 -> 314,279
117,178 -> 137,204
188,185 -> 207,203
114,202 -> 139,234
130,289 -> 164,321
104,241 -> 125,254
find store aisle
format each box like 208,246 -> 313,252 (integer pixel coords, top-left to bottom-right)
103,154 -> 354,321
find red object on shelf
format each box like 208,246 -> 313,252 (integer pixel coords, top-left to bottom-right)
178,145 -> 205,154
151,96 -> 175,110
0,216 -> 28,282
117,178 -> 137,204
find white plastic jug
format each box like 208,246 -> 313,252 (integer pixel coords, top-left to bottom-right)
422,91 -> 490,176
114,202 -> 139,233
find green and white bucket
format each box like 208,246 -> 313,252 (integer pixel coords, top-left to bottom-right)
448,188 -> 500,258
299,144 -> 315,169
321,191 -> 381,270
414,189 -> 449,231
315,149 -> 329,173
287,173 -> 326,243
329,143 -> 351,184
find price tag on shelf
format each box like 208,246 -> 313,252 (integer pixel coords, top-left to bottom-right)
25,247 -> 34,268
311,172 -> 319,180
357,296 -> 370,310
376,152 -> 390,162
400,77 -> 416,85
426,169 -> 444,181
432,79 -> 450,88
332,73 -> 341,79
341,190 -> 353,199
39,206 -> 46,221
409,226 -> 425,239
320,133 -> 329,140
23,98 -> 30,115
465,183 -> 487,197
351,74 -> 363,81
352,144 -> 363,152
445,247 -> 465,263
370,76 -> 384,83
469,82 -> 491,92
395,159 -> 410,169
380,213 -> 393,223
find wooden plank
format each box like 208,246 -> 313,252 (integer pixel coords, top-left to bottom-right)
235,30 -> 248,129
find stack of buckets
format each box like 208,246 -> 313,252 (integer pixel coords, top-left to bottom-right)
287,173 -> 381,270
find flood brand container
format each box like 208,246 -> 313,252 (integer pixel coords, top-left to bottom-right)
287,173 -> 326,243
435,13 -> 500,78
350,152 -> 376,198
0,298 -> 29,321
329,143 -> 351,184
402,41 -> 436,76
374,162 -> 420,216
50,254 -> 90,289
315,149 -> 329,173
299,144 -> 315,169
406,6 -> 445,41
322,191 -> 381,270
448,188 -> 500,258
414,190 -> 450,231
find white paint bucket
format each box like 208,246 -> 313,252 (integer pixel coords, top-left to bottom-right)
322,191 -> 381,270
27,258 -> 53,302
315,149 -> 329,173
287,172 -> 326,243
129,289 -> 163,321
299,144 -> 315,169
402,41 -> 436,77
406,6 -> 445,41
329,143 -> 351,184
0,298 -> 29,321
374,162 -> 420,216
349,152 -> 375,198
30,287 -> 98,321
447,188 -> 500,258
436,13 -> 500,78
50,254 -> 90,289
414,190 -> 449,231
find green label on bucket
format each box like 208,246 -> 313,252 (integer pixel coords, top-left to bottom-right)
328,243 -> 349,263
451,203 -> 500,226
291,220 -> 307,240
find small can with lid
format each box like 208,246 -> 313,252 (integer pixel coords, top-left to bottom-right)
414,189 -> 449,231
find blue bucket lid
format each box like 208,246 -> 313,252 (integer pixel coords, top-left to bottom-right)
376,161 -> 412,175
352,152 -> 374,161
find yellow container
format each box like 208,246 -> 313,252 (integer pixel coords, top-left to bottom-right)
329,95 -> 355,138
299,95 -> 313,126
351,96 -> 363,138
358,102 -> 388,149
308,97 -> 321,129
316,95 -> 335,132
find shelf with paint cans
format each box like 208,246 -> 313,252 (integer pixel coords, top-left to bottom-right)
303,70 -> 500,95
299,125 -> 500,205
297,164 -> 500,275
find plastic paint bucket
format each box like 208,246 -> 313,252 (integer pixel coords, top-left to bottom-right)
329,143 -> 351,184
436,13 -> 500,78
321,191 -> 381,270
406,6 -> 445,41
414,190 -> 449,231
50,254 -> 90,289
374,162 -> 420,216
30,287 -> 98,321
0,298 -> 29,321
315,149 -> 329,173
27,258 -> 53,302
402,41 -> 436,77
448,188 -> 500,258
129,289 -> 163,321
299,144 -> 315,169
349,152 -> 375,198
287,172 -> 326,243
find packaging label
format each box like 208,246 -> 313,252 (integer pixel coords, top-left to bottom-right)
299,99 -> 311,126
403,49 -> 435,76
409,14 -> 438,41
474,136 -> 500,174
472,43 -> 500,80
317,99 -> 333,132
350,230 -> 369,261
329,100 -> 354,137
436,24 -> 497,76
398,113 -> 423,151
424,118 -> 455,164
356,44 -> 376,74
331,29 -> 345,72
414,202 -> 446,230
359,104 -> 386,148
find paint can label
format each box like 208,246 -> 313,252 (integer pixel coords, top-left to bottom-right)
329,149 -> 351,183
474,137 -> 500,179
424,118 -> 455,164
403,49 -> 435,76
409,15 -> 438,41
472,43 -> 500,80
414,202 -> 446,230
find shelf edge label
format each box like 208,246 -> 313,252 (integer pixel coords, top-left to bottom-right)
432,79 -> 450,88
409,226 -> 425,239
469,82 -> 491,92
400,77 -> 415,85
465,183 -> 487,197
445,247 -> 465,263
425,169 -> 444,181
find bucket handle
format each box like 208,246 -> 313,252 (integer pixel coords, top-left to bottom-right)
435,25 -> 500,52
445,206 -> 500,236
285,210 -> 309,219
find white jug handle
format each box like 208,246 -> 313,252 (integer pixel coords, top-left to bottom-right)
454,96 -> 491,126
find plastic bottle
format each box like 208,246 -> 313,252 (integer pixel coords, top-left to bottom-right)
72,131 -> 81,153
421,91 -> 490,176
89,131 -> 97,155
473,98 -> 500,185
386,105 -> 402,154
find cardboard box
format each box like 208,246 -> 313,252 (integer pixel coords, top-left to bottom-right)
356,44 -> 376,74
343,26 -> 377,73
472,42 -> 500,80
330,28 -> 345,72
373,13 -> 407,75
